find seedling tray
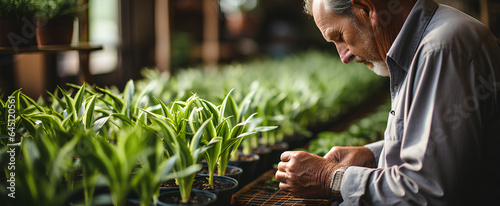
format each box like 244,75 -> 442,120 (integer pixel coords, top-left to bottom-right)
231,169 -> 334,206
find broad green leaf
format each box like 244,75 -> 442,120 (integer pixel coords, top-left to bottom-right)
189,118 -> 210,153
20,115 -> 37,137
154,97 -> 174,120
253,126 -> 279,132
67,83 -> 97,96
218,89 -> 234,124
95,107 -> 113,116
74,83 -> 86,114
97,87 -> 124,112
110,113 -> 134,127
122,79 -> 135,117
92,116 -> 110,133
227,95 -> 239,124
78,100 -> 86,120
167,164 -> 202,181
20,93 -> 44,112
25,113 -> 64,132
58,86 -> 77,122
132,81 -> 156,118
47,90 -> 65,111
50,136 -> 80,181
200,99 -> 220,125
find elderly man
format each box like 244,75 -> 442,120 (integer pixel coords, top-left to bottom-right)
275,0 -> 500,205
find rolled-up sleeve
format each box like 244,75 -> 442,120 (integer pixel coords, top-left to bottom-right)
364,140 -> 384,165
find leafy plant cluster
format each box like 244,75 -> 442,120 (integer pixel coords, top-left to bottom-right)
0,0 -> 83,20
138,50 -> 387,155
0,81 -> 271,206
36,0 -> 84,20
0,0 -> 38,18
307,100 -> 391,157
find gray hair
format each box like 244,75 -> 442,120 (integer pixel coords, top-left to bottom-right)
304,0 -> 353,16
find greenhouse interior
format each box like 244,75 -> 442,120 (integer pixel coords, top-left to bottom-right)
1,0 -> 499,205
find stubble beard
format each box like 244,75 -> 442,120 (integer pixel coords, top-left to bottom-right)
351,18 -> 390,77
353,56 -> 390,77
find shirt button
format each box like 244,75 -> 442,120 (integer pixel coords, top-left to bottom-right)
394,84 -> 399,91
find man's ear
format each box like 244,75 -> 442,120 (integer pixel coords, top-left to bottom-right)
351,0 -> 379,26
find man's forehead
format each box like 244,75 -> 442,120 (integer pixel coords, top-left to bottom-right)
312,0 -> 341,29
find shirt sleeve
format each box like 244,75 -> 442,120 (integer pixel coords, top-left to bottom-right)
340,44 -> 497,205
363,140 -> 384,165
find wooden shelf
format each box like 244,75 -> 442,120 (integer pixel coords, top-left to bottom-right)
0,43 -> 102,55
0,43 -> 103,91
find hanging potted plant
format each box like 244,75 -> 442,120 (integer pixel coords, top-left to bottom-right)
35,0 -> 84,46
0,0 -> 38,48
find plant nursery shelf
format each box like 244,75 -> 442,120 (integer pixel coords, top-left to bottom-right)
0,43 -> 102,54
231,169 -> 334,206
0,43 -> 103,86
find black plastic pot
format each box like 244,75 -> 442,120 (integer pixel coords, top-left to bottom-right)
69,185 -> 139,206
198,164 -> 243,183
253,146 -> 272,177
269,141 -> 289,167
156,188 -> 217,206
283,134 -> 310,151
229,153 -> 260,188
192,176 -> 238,206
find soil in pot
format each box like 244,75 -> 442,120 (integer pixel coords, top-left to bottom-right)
192,176 -> 238,206
197,165 -> 243,183
229,153 -> 260,188
160,179 -> 178,188
157,188 -> 216,206
68,185 -> 141,206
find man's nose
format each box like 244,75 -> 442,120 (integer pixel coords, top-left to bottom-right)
336,43 -> 354,64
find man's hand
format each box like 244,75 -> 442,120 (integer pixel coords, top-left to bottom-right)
324,146 -> 377,168
275,151 -> 339,198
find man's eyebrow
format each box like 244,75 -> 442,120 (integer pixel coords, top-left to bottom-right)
324,29 -> 341,43
323,28 -> 334,42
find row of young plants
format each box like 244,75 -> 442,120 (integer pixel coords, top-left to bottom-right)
0,83 -> 275,206
137,51 -> 387,158
307,100 -> 391,157
0,50 -> 386,205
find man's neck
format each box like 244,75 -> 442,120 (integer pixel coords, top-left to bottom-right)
373,0 -> 417,61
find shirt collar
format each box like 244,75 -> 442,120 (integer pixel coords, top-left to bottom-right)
385,0 -> 439,97
386,0 -> 439,73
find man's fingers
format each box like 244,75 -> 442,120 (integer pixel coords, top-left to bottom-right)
280,151 -> 292,162
279,182 -> 289,191
277,161 -> 286,172
323,146 -> 339,160
275,170 -> 287,183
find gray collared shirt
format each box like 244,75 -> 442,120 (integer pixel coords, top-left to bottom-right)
340,0 -> 500,205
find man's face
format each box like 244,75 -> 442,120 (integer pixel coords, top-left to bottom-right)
312,0 -> 389,76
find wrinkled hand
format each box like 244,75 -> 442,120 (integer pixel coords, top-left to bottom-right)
275,151 -> 339,198
324,146 -> 376,168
